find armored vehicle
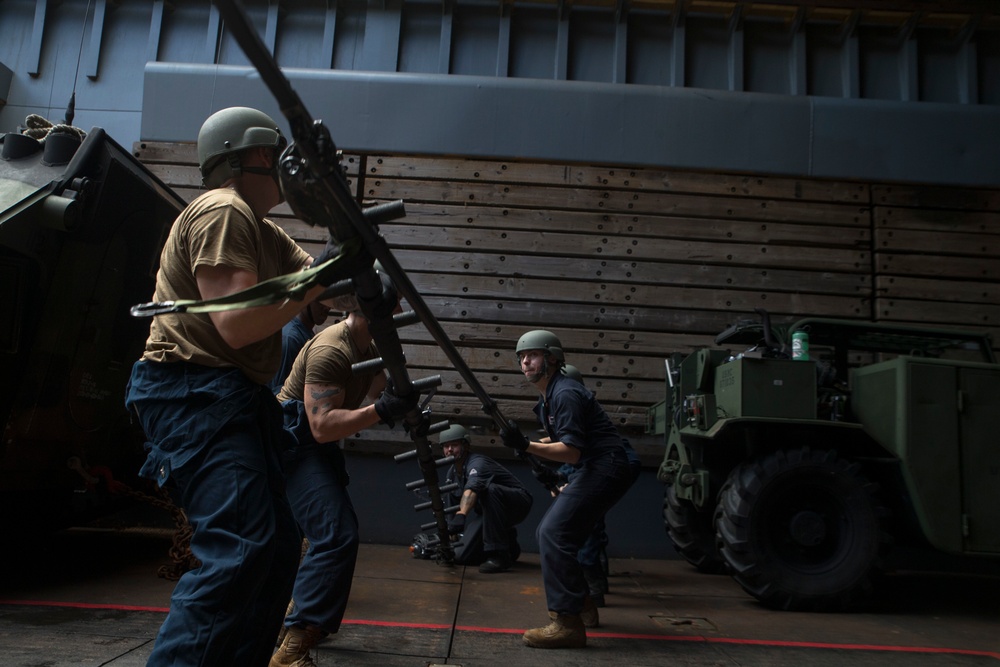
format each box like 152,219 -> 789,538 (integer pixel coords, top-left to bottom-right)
1,123 -> 183,532
648,309 -> 1000,611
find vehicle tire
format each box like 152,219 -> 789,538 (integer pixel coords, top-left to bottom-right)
663,483 -> 727,574
716,447 -> 891,611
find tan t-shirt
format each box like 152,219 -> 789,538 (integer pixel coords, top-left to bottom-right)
141,188 -> 311,385
276,319 -> 378,410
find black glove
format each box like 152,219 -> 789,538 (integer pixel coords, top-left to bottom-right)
374,377 -> 418,429
533,465 -> 563,489
310,238 -> 345,288
311,242 -> 373,287
447,513 -> 466,535
500,420 -> 530,452
311,237 -> 341,268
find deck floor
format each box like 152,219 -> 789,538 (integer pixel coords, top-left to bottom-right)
1,528 -> 998,666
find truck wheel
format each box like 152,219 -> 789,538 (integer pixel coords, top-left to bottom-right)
663,484 -> 726,573
716,447 -> 890,611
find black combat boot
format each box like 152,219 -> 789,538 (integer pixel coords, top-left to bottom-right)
479,550 -> 512,573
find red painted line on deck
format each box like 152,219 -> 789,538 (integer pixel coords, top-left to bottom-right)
2,600 -> 997,661
1,599 -> 171,614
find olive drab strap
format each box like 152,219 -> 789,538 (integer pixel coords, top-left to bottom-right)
130,237 -> 363,317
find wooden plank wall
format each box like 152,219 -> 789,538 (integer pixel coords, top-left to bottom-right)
871,185 -> 1000,332
132,141 -> 1000,463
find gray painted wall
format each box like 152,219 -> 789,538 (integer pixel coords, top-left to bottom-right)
2,0 -> 999,187
142,63 -> 1000,186
348,451 -> 670,559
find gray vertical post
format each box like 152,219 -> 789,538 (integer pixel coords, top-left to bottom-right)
613,0 -> 628,84
957,17 -> 979,105
322,0 -> 338,68
147,0 -> 166,64
0,62 -> 12,105
840,10 -> 860,99
439,0 -> 453,75
555,0 -> 569,80
360,0 -> 402,72
207,4 -> 223,63
265,0 -> 280,53
27,0 -> 48,77
898,14 -> 919,102
85,0 -> 107,80
496,3 -> 511,78
670,3 -> 685,88
727,4 -> 743,92
789,7 -> 806,96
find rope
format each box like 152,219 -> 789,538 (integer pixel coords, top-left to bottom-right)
108,478 -> 200,581
21,113 -> 87,143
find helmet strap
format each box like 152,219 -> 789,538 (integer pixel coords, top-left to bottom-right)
226,152 -> 242,179
526,359 -> 547,383
242,160 -> 282,196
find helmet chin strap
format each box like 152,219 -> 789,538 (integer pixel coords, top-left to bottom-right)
241,164 -> 284,202
525,357 -> 553,384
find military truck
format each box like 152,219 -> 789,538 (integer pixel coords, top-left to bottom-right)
1,122 -> 183,532
648,309 -> 1000,611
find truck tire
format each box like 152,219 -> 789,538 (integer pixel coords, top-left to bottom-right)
716,447 -> 891,611
663,484 -> 726,573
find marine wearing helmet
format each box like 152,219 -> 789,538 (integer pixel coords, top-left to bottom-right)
197,106 -> 287,189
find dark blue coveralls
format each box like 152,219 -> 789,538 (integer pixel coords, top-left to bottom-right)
533,371 -> 634,616
267,317 -> 313,395
278,397 -> 360,635
446,452 -> 533,564
126,361 -> 301,667
558,438 -> 641,572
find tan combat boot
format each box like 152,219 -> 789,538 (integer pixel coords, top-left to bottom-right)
522,612 -> 586,649
580,595 -> 600,628
269,625 -> 322,667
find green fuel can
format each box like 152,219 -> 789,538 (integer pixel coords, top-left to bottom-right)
792,331 -> 809,361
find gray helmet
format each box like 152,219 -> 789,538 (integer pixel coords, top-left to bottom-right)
197,107 -> 286,188
437,424 -> 469,446
515,329 -> 564,363
562,364 -> 584,384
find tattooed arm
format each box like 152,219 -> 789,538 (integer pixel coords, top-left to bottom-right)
302,381 -> 382,444
456,489 -> 478,518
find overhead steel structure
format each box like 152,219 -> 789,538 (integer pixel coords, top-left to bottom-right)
0,0 -> 997,185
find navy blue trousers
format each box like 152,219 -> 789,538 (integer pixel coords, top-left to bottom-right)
453,482 -> 533,564
536,448 -> 633,616
282,443 -> 359,634
126,361 -> 300,667
577,454 -> 641,569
